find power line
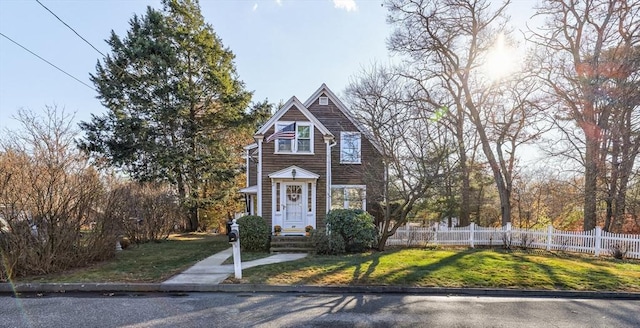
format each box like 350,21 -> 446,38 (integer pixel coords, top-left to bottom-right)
35,0 -> 148,92
35,0 -> 107,58
0,32 -> 96,91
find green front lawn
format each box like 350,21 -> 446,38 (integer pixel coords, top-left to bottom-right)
237,248 -> 640,292
20,233 -> 230,283
16,236 -> 640,293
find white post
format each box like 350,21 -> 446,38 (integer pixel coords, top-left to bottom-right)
546,225 -> 553,251
594,226 -> 602,257
469,222 -> 475,248
115,234 -> 123,251
434,224 -> 438,244
231,219 -> 242,279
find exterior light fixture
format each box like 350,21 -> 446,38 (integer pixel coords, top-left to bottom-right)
292,168 -> 297,180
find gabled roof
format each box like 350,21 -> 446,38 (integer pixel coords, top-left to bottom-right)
303,83 -> 383,154
268,165 -> 320,180
255,96 -> 333,138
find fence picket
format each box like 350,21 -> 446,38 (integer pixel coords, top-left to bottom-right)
385,223 -> 640,259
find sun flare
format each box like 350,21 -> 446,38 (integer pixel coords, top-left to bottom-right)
482,33 -> 518,81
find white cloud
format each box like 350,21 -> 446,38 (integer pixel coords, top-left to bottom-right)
252,3 -> 258,11
332,0 -> 358,12
275,0 -> 282,6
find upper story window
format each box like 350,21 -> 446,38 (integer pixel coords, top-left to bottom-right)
274,122 -> 314,154
297,125 -> 311,152
340,132 -> 361,164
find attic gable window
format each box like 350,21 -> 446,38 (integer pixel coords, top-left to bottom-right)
340,132 -> 361,164
275,122 -> 314,154
319,97 -> 329,105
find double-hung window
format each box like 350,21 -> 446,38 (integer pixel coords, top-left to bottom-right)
297,125 -> 311,152
340,132 -> 361,164
331,185 -> 366,211
275,122 -> 313,154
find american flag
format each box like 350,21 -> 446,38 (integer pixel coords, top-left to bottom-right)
266,122 -> 296,143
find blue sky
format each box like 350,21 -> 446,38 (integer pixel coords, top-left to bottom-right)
0,0 -> 537,132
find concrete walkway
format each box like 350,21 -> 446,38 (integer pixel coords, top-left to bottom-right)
162,248 -> 308,285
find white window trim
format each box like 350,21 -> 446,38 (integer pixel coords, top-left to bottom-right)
319,96 -> 329,105
274,121 -> 315,155
330,185 -> 366,211
340,132 -> 361,164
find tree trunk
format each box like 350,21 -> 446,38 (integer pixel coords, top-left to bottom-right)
613,191 -> 627,233
467,102 -> 511,226
456,106 -> 471,227
611,107 -> 640,233
187,205 -> 199,232
583,138 -> 599,231
604,199 -> 613,232
496,171 -> 512,226
175,167 -> 190,231
377,232 -> 390,251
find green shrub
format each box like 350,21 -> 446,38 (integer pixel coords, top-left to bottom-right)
310,228 -> 345,255
236,215 -> 270,252
325,209 -> 377,253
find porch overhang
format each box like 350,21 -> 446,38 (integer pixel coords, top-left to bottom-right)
268,165 -> 319,180
239,185 -> 258,194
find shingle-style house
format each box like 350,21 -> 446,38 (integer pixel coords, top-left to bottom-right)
240,84 -> 383,235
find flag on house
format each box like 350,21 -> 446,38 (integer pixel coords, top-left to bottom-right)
266,122 -> 296,142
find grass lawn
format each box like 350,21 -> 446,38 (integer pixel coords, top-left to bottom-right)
237,248 -> 640,292
19,233 -> 230,283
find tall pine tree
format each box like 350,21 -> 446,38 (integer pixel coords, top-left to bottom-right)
80,0 -> 262,231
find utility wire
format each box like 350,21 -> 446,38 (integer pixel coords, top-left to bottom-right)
35,0 -> 148,91
0,32 -> 96,91
35,0 -> 107,58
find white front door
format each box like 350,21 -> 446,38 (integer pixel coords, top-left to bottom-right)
284,183 -> 305,231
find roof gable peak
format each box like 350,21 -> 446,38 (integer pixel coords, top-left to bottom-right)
303,84 -> 383,154
255,96 -> 332,138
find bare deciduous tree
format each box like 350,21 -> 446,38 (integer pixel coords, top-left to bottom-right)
386,0 -> 544,226
104,181 -> 181,243
528,0 -> 640,231
346,64 -> 452,250
0,107 -> 116,280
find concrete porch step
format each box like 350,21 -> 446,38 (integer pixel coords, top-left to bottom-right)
270,236 -> 313,254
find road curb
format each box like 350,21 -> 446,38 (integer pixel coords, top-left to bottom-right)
1,282 -> 639,300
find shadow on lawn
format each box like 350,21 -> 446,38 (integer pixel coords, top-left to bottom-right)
374,249 -> 481,286
505,251 -> 630,290
352,252 -> 381,283
248,249 -> 406,285
247,248 -> 639,290
287,248 -> 479,286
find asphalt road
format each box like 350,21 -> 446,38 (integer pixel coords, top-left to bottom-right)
1,292 -> 638,328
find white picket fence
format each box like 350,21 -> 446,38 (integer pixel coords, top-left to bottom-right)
386,223 -> 640,259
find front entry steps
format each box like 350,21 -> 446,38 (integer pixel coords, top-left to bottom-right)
270,235 -> 314,254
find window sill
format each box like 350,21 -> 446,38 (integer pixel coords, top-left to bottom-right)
339,161 -> 361,164
275,152 -> 316,155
